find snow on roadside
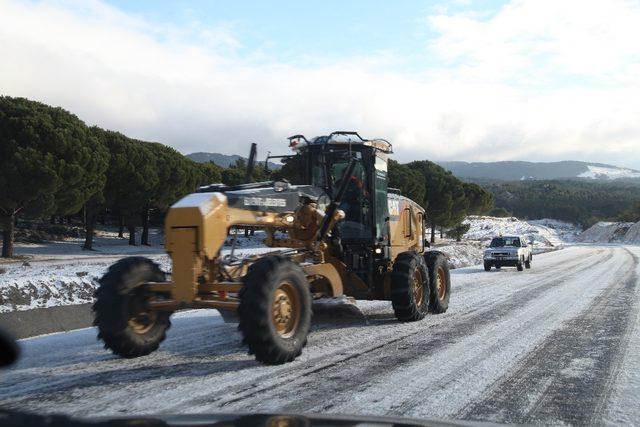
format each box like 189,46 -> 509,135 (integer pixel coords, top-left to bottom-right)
0,230 -> 273,313
0,256 -> 170,313
432,241 -> 484,269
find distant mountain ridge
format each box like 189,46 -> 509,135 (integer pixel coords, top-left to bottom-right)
187,152 -> 639,181
436,160 -> 640,181
187,152 -> 281,169
187,152 -> 243,167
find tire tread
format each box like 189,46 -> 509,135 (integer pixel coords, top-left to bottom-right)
391,252 -> 429,322
238,256 -> 311,364
93,257 -> 171,358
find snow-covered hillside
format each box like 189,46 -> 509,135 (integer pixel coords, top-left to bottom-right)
578,165 -> 640,180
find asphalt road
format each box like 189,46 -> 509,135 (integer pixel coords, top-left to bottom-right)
1,245 -> 639,425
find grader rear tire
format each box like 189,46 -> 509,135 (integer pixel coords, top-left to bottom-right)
425,251 -> 451,314
238,256 -> 311,364
391,252 -> 430,322
93,257 -> 172,358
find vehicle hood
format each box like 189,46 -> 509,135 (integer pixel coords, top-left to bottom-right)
1,410 -> 499,427
199,182 -> 324,214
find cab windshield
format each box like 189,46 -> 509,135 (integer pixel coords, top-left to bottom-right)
310,148 -> 372,240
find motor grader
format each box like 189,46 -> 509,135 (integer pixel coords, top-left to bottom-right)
94,131 -> 451,364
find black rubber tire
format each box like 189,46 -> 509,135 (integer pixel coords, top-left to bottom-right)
517,258 -> 524,271
525,255 -> 531,269
391,251 -> 429,321
93,257 -> 171,358
425,251 -> 451,314
495,265 -> 502,270
484,262 -> 491,272
238,256 -> 311,364
0,327 -> 18,367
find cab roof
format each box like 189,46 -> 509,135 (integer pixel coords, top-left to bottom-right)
288,131 -> 393,154
389,191 -> 425,214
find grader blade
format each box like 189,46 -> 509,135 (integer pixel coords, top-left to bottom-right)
311,297 -> 367,324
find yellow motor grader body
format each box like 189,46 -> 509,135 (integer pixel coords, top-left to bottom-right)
156,191 -> 346,307
155,189 -> 426,308
93,132 -> 451,364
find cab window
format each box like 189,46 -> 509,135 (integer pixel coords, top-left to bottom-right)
403,207 -> 412,237
374,153 -> 388,241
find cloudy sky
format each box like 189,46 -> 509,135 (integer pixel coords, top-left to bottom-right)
1,0 -> 640,168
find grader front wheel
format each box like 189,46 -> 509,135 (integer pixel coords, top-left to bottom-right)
93,257 -> 172,358
238,256 -> 311,364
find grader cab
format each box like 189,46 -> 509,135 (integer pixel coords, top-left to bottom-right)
94,132 -> 451,364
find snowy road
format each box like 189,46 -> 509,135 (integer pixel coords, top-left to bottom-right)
1,245 -> 639,425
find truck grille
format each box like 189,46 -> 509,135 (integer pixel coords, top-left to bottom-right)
492,252 -> 510,257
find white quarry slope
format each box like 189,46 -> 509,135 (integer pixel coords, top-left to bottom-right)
624,221 -> 640,244
1,246 -> 639,425
578,165 -> 640,180
578,221 -> 640,244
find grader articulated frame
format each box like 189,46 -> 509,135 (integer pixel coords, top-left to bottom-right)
93,132 -> 451,364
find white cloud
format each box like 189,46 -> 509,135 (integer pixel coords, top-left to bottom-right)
429,0 -> 640,84
1,0 -> 639,168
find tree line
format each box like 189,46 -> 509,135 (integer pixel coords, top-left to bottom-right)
478,179 -> 640,228
0,96 -> 224,257
388,160 -> 494,242
1,96 -> 493,257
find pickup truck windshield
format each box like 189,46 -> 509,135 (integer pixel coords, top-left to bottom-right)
490,237 -> 521,247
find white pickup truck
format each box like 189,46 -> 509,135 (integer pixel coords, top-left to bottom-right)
483,235 -> 533,272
